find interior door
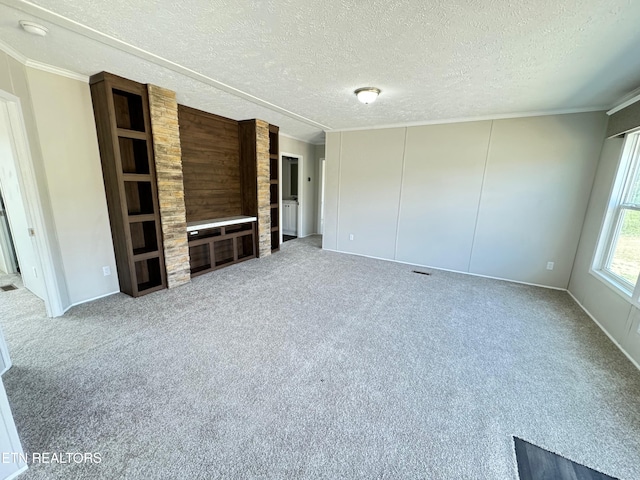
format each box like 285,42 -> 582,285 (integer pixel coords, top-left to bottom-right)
0,101 -> 45,299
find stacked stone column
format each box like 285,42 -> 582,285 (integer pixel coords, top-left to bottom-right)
147,85 -> 191,288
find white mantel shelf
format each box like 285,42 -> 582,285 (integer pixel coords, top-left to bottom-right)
186,215 -> 257,232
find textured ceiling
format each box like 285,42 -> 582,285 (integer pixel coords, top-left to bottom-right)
1,0 -> 640,143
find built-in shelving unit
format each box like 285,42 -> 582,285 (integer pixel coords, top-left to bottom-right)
187,217 -> 256,277
269,124 -> 280,252
90,72 -> 167,297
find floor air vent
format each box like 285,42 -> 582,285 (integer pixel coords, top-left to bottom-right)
412,271 -> 431,276
0,285 -> 17,292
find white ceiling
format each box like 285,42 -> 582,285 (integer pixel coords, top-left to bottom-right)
1,0 -> 640,144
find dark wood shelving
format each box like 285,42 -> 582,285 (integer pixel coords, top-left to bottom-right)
127,214 -> 156,223
117,128 -> 148,140
269,124 -> 280,252
132,251 -> 161,261
90,72 -> 167,297
122,173 -> 152,182
188,222 -> 257,277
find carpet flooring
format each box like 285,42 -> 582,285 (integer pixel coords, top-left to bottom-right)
0,235 -> 639,479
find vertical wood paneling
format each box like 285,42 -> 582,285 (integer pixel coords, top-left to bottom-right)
178,105 -> 242,222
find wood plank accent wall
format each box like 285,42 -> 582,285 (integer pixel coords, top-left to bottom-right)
148,85 -> 191,288
178,105 -> 242,222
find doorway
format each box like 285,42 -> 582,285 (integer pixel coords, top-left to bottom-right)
281,153 -> 302,242
0,91 -> 64,316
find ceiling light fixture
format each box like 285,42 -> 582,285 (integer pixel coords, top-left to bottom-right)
19,21 -> 48,37
354,87 -> 380,104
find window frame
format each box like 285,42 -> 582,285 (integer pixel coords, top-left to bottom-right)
591,132 -> 640,303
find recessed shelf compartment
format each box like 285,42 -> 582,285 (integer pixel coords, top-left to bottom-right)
125,181 -> 155,215
188,227 -> 222,240
189,243 -> 211,275
271,231 -> 279,251
237,234 -> 255,260
270,183 -> 278,203
130,221 -> 159,255
119,137 -> 150,174
271,206 -> 278,229
270,158 -> 278,180
214,238 -> 234,267
225,223 -> 252,234
113,89 -> 145,132
135,257 -> 163,292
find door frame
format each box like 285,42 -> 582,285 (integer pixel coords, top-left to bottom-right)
0,89 -> 65,316
280,152 -> 303,240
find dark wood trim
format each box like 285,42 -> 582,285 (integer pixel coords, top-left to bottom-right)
178,104 -> 239,126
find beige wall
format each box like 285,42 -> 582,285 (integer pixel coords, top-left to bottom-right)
26,68 -> 118,304
568,137 -> 640,366
0,51 -> 71,312
324,112 -> 607,289
0,52 -> 118,309
280,135 -> 318,237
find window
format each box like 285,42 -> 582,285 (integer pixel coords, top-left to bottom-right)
594,132 -> 640,298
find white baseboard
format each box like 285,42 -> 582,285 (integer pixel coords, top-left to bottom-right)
6,464 -> 28,480
567,291 -> 640,372
321,248 -> 565,291
63,290 -> 120,314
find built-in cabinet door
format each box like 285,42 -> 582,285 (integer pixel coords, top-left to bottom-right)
282,203 -> 298,236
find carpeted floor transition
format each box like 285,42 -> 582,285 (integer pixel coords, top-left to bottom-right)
0,235 -> 639,479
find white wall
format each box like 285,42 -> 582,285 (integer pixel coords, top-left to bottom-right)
568,137 -> 640,366
324,112 -> 607,289
26,68 -> 118,304
280,135 -> 318,237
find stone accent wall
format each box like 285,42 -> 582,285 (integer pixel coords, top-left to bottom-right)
147,84 -> 191,288
255,120 -> 272,258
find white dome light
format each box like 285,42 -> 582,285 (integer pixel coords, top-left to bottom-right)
354,87 -> 380,104
19,21 -> 48,37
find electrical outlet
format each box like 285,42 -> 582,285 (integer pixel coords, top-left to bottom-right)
546,261 -> 554,270
349,234 -> 354,241
103,266 -> 111,276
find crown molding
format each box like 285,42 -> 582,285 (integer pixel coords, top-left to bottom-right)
0,38 -> 88,82
0,38 -> 27,64
607,86 -> 640,115
24,59 -> 89,82
2,0 -> 331,131
328,106 -> 608,134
